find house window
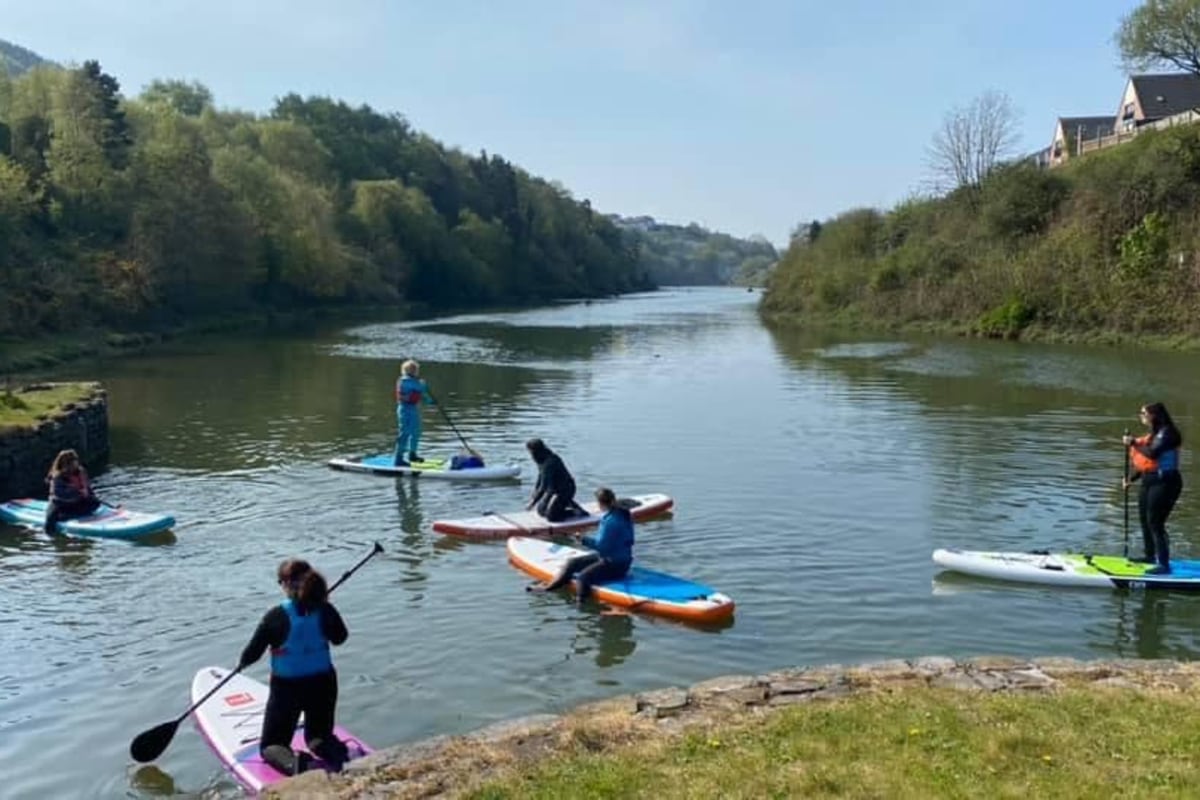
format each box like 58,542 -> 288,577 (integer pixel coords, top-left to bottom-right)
1123,102 -> 1135,119
1052,144 -> 1062,157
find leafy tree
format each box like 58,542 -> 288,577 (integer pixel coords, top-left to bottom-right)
1117,0 -> 1200,76
139,79 -> 213,117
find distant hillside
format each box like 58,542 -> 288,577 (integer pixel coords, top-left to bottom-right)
610,215 -> 778,286
0,39 -> 54,76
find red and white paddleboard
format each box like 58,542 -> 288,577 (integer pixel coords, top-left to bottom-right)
432,493 -> 674,540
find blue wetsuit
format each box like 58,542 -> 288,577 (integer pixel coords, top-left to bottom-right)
394,375 -> 433,464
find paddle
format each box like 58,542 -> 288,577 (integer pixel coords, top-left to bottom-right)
128,541 -> 385,763
1122,427 -> 1131,559
424,387 -> 477,457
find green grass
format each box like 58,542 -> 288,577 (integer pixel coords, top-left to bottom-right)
0,382 -> 100,430
464,688 -> 1200,799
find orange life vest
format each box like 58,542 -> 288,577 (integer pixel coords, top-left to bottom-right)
1129,434 -> 1158,472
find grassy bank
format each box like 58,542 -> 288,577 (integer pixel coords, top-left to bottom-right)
763,124 -> 1200,344
0,382 -> 103,430
466,686 -> 1198,799
760,308 -> 1200,351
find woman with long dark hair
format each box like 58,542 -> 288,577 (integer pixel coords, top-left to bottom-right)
238,559 -> 349,775
1123,402 -> 1184,575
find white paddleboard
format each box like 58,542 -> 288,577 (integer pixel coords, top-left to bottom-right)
932,548 -> 1200,590
327,453 -> 520,480
191,667 -> 370,793
432,493 -> 674,539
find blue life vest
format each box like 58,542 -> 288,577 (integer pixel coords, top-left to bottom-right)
1158,446 -> 1180,472
270,599 -> 333,679
451,454 -> 485,470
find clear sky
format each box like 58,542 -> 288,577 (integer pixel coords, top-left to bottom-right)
4,0 -> 1143,246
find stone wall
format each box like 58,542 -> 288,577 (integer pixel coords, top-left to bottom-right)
265,655 -> 1200,799
0,383 -> 110,501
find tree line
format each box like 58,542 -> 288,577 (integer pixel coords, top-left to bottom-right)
0,58 -> 654,339
609,215 -> 778,286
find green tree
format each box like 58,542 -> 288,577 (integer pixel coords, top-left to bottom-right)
1117,0 -> 1200,76
139,79 -> 214,117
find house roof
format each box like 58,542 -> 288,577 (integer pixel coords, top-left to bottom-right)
1129,73 -> 1200,118
1057,116 -> 1116,140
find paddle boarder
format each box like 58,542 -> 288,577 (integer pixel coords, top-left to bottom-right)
43,449 -> 102,534
525,438 -> 579,521
1123,402 -> 1184,575
528,487 -> 633,606
393,359 -> 434,466
238,559 -> 350,775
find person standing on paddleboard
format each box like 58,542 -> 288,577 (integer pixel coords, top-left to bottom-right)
528,487 -> 634,606
44,449 -> 102,534
393,359 -> 435,466
1123,402 -> 1183,575
238,559 -> 350,775
525,438 -> 579,521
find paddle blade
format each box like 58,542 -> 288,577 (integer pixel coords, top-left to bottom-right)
130,719 -> 179,763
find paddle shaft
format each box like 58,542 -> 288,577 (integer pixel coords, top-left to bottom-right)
425,387 -> 474,454
1123,428 -> 1130,558
132,542 -> 383,760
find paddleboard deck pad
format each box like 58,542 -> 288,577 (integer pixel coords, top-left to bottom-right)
933,548 -> 1200,590
327,454 -> 520,480
507,536 -> 734,623
433,493 -> 674,539
192,667 -> 371,793
0,498 -> 174,539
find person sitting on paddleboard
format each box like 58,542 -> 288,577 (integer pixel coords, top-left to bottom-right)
1123,402 -> 1183,575
44,449 -> 102,535
238,559 -> 350,775
393,359 -> 434,467
525,438 -> 579,521
528,487 -> 634,606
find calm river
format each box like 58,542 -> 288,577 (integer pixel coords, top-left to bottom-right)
2,287 -> 1197,798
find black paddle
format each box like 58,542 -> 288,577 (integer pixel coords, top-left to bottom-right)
1122,428 -> 1131,559
128,541 -> 384,764
425,387 -> 477,456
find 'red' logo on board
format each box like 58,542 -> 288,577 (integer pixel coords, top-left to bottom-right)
224,692 -> 255,707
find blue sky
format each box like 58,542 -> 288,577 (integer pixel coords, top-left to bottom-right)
4,0 -> 1143,246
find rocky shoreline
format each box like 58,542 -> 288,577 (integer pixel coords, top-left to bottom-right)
265,655 -> 1200,799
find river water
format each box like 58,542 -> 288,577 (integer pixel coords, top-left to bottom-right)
2,287 -> 1197,798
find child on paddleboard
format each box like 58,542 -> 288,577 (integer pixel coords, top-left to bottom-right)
528,487 -> 634,606
44,449 -> 101,534
1123,402 -> 1184,575
393,359 -> 434,466
238,559 -> 350,775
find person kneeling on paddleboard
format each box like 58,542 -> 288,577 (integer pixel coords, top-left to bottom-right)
525,438 -> 580,521
44,449 -> 102,535
1123,402 -> 1184,575
528,487 -> 633,606
238,559 -> 350,775
394,359 -> 435,467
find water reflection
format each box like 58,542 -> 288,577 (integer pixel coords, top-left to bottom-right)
1108,592 -> 1200,661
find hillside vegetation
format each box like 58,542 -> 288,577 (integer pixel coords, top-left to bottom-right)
610,215 -> 778,286
0,39 -> 52,77
762,124 -> 1200,342
0,58 -> 651,341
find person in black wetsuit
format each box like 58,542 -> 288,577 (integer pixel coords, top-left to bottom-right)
525,438 -> 578,522
238,559 -> 350,775
1123,402 -> 1184,575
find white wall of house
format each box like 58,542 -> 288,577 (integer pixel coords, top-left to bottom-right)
1116,79 -> 1140,132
